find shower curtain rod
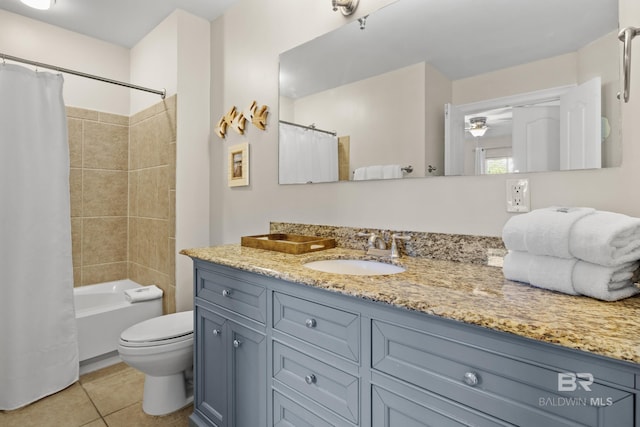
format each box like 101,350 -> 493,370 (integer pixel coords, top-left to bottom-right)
279,120 -> 337,136
1,52 -> 166,99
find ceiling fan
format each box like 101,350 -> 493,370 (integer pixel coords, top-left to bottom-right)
465,116 -> 489,137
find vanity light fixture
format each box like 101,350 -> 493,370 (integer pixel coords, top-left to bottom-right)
332,0 -> 359,16
20,0 -> 55,10
468,116 -> 488,137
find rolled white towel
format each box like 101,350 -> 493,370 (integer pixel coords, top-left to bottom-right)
124,285 -> 163,303
503,251 -> 578,295
569,211 -> 640,266
353,167 -> 366,181
502,207 -> 595,258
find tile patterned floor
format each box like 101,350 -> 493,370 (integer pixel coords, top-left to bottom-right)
0,363 -> 192,427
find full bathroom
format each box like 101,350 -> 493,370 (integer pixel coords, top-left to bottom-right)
2,0 -> 640,426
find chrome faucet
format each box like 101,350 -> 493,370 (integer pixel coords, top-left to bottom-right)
390,234 -> 411,258
357,232 -> 386,251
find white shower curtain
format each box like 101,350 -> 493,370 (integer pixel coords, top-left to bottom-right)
279,122 -> 339,184
0,64 -> 78,410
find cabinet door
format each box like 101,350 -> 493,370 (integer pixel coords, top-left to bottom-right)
229,320 -> 267,427
195,307 -> 228,427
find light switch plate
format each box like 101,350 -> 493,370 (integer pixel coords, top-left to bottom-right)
506,179 -> 530,212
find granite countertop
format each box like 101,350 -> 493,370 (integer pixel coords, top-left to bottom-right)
180,244 -> 640,364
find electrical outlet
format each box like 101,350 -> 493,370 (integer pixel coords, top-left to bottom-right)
506,179 -> 530,212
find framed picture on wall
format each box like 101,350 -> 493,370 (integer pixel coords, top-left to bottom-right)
228,142 -> 249,187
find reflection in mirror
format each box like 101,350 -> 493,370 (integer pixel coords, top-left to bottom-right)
278,0 -> 620,184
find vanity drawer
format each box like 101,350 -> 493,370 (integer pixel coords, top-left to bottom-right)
371,320 -> 633,427
371,381 -> 514,427
273,342 -> 359,424
196,264 -> 267,324
273,292 -> 360,362
273,390 -> 357,427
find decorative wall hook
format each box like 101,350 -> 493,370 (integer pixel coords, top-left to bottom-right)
215,102 -> 270,139
214,116 -> 227,139
247,101 -> 269,130
230,111 -> 246,135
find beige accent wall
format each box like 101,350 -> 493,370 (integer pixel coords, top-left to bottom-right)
68,96 -> 177,314
211,0 -> 640,243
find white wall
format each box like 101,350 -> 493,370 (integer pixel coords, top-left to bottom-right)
290,62 -> 426,176
210,0 -> 640,242
0,9 -> 130,115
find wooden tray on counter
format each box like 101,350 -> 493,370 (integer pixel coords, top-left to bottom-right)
241,233 -> 336,254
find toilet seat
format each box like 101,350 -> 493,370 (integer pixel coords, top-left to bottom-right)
120,311 -> 193,348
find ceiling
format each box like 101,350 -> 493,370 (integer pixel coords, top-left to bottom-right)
0,0 -> 238,47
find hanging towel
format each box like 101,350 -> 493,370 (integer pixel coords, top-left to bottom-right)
365,165 -> 384,180
569,211 -> 640,267
353,167 -> 367,181
124,285 -> 164,303
502,207 -> 595,258
382,164 -> 403,179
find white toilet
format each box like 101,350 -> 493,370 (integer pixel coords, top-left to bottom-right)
118,310 -> 194,416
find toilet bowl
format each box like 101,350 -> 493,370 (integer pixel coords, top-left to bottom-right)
118,310 -> 194,416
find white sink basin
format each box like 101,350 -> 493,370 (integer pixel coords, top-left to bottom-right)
303,259 -> 406,276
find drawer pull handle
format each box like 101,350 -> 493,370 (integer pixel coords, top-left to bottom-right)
463,372 -> 479,387
222,289 -> 232,297
305,318 -> 317,328
305,374 -> 317,385
212,329 -> 221,336
233,339 -> 242,348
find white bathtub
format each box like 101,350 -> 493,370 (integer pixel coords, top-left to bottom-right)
74,279 -> 163,374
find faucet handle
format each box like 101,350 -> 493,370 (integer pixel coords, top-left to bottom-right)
390,234 -> 411,258
391,233 -> 411,241
357,232 -> 374,237
357,231 -> 375,247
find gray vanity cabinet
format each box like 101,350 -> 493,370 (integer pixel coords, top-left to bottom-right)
189,259 -> 640,427
191,262 -> 268,427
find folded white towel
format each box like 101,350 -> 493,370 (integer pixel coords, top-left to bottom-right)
572,267 -> 640,301
503,251 -> 578,295
502,207 -> 595,258
503,251 -> 640,300
569,211 -> 640,267
382,164 -> 402,179
124,285 -> 163,303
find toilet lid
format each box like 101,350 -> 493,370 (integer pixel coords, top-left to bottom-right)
121,310 -> 193,344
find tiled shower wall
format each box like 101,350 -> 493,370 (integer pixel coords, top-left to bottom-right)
67,95 -> 177,314
128,97 -> 177,314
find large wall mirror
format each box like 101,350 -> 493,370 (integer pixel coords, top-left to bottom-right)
278,0 -> 620,184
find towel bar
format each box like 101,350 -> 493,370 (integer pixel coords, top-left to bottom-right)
619,26 -> 640,103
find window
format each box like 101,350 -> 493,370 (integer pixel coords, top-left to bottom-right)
485,157 -> 514,175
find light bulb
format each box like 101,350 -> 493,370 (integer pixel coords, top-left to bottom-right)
20,0 -> 55,10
